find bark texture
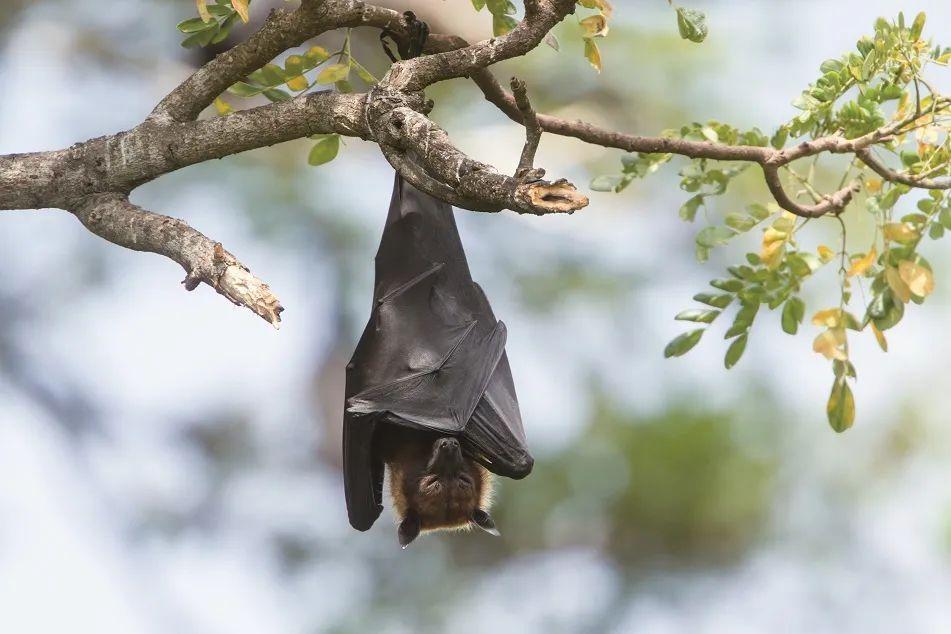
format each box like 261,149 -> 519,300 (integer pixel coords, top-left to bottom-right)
1,0 -> 946,325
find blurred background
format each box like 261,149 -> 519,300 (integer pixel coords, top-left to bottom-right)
2,1 -> 951,632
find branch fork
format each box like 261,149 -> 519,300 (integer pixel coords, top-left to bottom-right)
2,0 -> 945,327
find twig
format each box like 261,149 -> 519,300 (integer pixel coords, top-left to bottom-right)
510,77 -> 542,180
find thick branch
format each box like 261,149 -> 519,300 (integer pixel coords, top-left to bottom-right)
0,92 -> 366,211
69,193 -> 283,326
367,91 -> 587,215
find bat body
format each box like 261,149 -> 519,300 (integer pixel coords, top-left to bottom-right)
343,175 -> 533,541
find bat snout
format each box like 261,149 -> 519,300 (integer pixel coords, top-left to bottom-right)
429,437 -> 464,475
435,437 -> 460,451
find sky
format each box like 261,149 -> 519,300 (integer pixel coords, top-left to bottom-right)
2,1 -> 951,633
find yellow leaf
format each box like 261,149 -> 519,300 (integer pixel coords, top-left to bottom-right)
196,0 -> 212,22
578,0 -> 613,18
812,308 -> 842,328
883,222 -> 919,243
846,248 -> 876,278
760,239 -> 784,269
580,15 -> 609,38
898,261 -> 934,297
762,226 -> 786,245
760,226 -> 789,270
886,267 -> 912,303
316,63 -> 350,84
870,322 -> 888,352
231,0 -> 249,23
817,245 -> 835,263
285,75 -> 309,91
583,38 -> 602,73
865,178 -> 883,193
813,329 -> 848,361
305,46 -> 330,64
213,96 -> 232,115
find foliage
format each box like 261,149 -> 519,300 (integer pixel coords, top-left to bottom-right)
596,12 -> 951,432
180,1 -> 380,166
177,0 -> 249,48
173,2 -> 950,434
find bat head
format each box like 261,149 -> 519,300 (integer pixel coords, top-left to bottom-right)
388,436 -> 498,548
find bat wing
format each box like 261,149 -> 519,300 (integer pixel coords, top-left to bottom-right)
343,176 -> 532,531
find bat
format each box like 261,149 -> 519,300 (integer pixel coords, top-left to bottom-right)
343,175 -> 533,546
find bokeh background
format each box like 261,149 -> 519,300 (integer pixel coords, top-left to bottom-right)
2,1 -> 951,632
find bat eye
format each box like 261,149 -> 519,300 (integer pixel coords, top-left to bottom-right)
457,474 -> 474,488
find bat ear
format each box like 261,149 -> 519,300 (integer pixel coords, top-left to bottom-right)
398,513 -> 421,549
471,508 -> 500,537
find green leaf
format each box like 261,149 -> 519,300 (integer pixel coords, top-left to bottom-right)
284,54 -> 306,76
178,17 -> 215,33
693,293 -> 734,309
675,7 -> 708,43
207,4 -> 232,17
181,26 -> 219,48
493,13 -> 518,36
664,329 -> 704,358
911,11 -> 926,40
675,309 -> 720,324
724,333 -> 748,369
725,212 -> 756,232
227,81 -> 262,97
781,297 -> 805,334
827,378 -> 855,433
210,14 -> 237,44
263,88 -> 291,102
316,63 -> 350,84
710,278 -> 743,293
590,175 -> 622,192
940,206 -> 951,230
679,195 -> 703,222
747,203 -> 771,221
487,0 -> 515,14
728,301 -> 760,334
696,225 -> 735,248
929,222 -> 945,240
770,128 -> 788,149
471,0 -> 487,9
308,134 -> 340,166
260,64 -> 288,86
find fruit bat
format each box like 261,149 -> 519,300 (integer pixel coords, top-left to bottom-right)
343,175 -> 533,545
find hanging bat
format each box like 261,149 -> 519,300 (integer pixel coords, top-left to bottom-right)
343,175 -> 533,547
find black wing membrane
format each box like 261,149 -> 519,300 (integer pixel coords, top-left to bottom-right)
343,175 -> 533,531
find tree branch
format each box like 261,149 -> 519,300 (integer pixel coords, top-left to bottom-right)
381,0 -> 577,93
511,77 -> 542,179
469,66 -> 949,216
856,147 -> 951,190
69,193 -> 284,327
7,0 -> 943,327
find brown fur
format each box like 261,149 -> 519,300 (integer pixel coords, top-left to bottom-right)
378,427 -> 492,533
